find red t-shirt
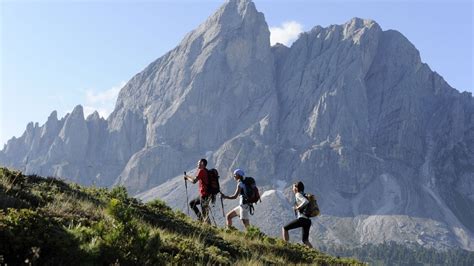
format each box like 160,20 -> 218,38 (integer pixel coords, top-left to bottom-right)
196,168 -> 209,197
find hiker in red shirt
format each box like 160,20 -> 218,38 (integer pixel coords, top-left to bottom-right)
184,158 -> 210,223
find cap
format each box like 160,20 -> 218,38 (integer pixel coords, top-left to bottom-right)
233,169 -> 245,177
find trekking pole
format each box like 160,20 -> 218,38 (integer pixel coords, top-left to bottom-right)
184,171 -> 190,216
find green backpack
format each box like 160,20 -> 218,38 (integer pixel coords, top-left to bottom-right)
303,193 -> 320,217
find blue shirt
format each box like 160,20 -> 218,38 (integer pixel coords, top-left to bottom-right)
238,180 -> 246,206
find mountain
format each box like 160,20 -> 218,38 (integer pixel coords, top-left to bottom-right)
1,0 -> 473,252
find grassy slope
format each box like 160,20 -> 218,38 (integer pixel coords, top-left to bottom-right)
0,167 -> 362,265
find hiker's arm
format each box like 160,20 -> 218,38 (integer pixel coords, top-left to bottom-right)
294,194 -> 309,210
222,184 -> 241,200
295,201 -> 308,210
184,174 -> 198,184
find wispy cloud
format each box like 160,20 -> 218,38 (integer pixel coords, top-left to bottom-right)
269,21 -> 304,46
83,81 -> 126,119
85,82 -> 124,105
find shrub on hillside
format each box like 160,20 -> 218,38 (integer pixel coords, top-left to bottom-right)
69,198 -> 163,265
0,208 -> 83,265
109,186 -> 128,202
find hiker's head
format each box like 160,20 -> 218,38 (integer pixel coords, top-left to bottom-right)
198,158 -> 207,169
293,181 -> 304,193
233,169 -> 245,180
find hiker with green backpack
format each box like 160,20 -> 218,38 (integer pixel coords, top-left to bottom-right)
220,169 -> 260,230
282,181 -> 319,248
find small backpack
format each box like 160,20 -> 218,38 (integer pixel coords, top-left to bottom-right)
206,168 -> 220,196
302,193 -> 320,217
242,177 -> 260,204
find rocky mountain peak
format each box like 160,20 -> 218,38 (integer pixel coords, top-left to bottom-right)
86,111 -> 101,121
219,0 -> 258,19
47,110 -> 58,122
110,0 -> 274,153
346,17 -> 378,31
41,110 -> 60,138
25,122 -> 35,132
58,105 -> 87,142
70,105 -> 85,118
182,0 -> 268,55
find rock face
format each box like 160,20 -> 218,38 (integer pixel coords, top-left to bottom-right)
1,0 -> 473,251
110,0 -> 277,191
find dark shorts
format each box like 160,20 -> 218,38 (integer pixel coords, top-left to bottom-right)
283,217 -> 312,242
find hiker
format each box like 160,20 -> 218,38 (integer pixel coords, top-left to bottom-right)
282,181 -> 313,248
184,158 -> 211,223
220,169 -> 251,230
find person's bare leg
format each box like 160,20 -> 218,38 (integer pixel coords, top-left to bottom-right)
226,210 -> 238,227
242,219 -> 250,229
282,227 -> 289,241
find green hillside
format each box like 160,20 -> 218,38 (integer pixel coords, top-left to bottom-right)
0,167 -> 361,265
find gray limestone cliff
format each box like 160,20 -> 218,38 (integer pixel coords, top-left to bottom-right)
1,0 -> 473,251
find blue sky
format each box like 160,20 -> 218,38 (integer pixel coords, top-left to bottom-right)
1,0 -> 473,147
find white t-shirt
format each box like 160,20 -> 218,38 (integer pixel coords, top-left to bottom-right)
295,192 -> 309,219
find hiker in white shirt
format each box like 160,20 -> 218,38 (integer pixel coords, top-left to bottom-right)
282,181 -> 313,248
